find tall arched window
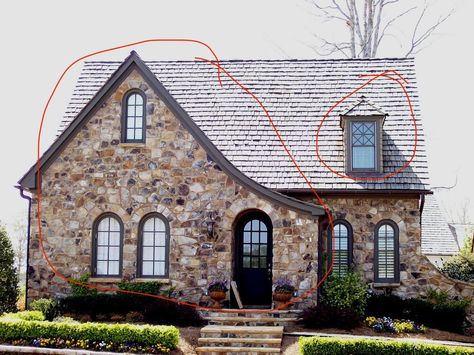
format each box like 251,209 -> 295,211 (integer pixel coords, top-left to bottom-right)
122,90 -> 146,143
92,213 -> 123,277
328,221 -> 353,276
374,220 -> 400,283
138,214 -> 170,278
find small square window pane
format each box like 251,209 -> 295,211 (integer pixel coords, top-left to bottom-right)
251,258 -> 259,268
97,246 -> 108,260
135,105 -> 143,117
243,244 -> 250,255
135,117 -> 143,128
260,257 -> 267,268
260,245 -> 267,256
155,233 -> 166,247
143,219 -> 154,232
135,129 -> 142,140
143,232 -> 154,246
127,106 -> 136,117
260,232 -> 267,243
128,94 -> 136,105
97,232 -> 108,245
142,261 -> 154,275
243,232 -> 251,243
353,146 -> 375,169
252,244 -> 259,256
155,247 -> 165,261
109,232 -> 120,246
154,261 -> 165,276
127,129 -> 135,140
260,223 -> 267,232
98,219 -> 109,232
143,246 -> 154,261
155,218 -> 165,232
109,218 -> 120,232
252,232 -> 259,243
108,261 -> 119,275
96,261 -> 107,275
109,247 -> 120,260
243,257 -> 250,268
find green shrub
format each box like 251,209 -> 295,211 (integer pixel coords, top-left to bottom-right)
70,273 -> 97,297
118,281 -> 163,295
58,294 -> 204,327
1,311 -> 45,321
29,298 -> 60,321
320,272 -> 368,318
441,236 -> 474,282
0,318 -> 179,350
0,226 -> 19,314
299,337 -> 474,355
299,304 -> 361,329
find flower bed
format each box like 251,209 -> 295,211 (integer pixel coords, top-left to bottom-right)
364,316 -> 427,334
0,314 -> 179,353
299,336 -> 474,355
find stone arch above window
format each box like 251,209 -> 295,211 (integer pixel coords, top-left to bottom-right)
137,213 -> 170,278
92,213 -> 124,277
122,90 -> 146,143
327,220 -> 353,276
374,219 -> 400,283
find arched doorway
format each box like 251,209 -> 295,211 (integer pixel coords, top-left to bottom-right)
234,211 -> 273,308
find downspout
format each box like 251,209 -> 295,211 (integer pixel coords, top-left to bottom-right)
419,193 -> 426,225
15,185 -> 31,309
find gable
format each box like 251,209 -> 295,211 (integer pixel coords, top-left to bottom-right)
19,52 -> 323,216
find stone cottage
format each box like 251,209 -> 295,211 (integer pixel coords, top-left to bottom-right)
18,51 -> 474,309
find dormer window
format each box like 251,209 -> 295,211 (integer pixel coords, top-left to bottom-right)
122,90 -> 146,143
340,96 -> 387,174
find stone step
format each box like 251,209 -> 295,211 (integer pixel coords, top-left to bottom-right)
198,337 -> 282,345
205,316 -> 297,325
195,346 -> 281,353
201,325 -> 284,336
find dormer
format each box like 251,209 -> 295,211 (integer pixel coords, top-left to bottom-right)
340,96 -> 388,175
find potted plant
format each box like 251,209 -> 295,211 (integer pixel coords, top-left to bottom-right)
273,276 -> 295,303
208,279 -> 228,302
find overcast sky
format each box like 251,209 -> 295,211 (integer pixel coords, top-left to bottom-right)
1,0 -> 473,239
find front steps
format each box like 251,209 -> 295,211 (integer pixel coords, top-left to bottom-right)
196,311 -> 298,354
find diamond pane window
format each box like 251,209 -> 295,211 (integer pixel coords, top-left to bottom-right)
375,221 -> 399,283
123,91 -> 145,143
93,214 -> 123,277
351,121 -> 376,169
139,214 -> 169,277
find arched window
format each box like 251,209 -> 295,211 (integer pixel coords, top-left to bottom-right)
374,220 -> 400,283
122,90 -> 146,143
138,214 -> 170,278
328,221 -> 353,276
92,214 -> 123,277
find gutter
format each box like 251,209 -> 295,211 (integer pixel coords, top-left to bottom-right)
14,185 -> 31,309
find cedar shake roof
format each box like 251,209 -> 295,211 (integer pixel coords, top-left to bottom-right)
59,57 -> 429,192
421,194 -> 459,256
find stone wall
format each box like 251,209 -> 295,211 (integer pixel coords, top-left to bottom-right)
27,69 -> 319,307
316,195 -> 474,320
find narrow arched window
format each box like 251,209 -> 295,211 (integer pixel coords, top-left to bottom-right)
122,91 -> 146,143
138,214 -> 170,278
375,220 -> 400,283
328,221 -> 352,276
92,214 -> 123,277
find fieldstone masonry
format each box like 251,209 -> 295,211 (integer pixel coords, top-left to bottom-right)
26,69 -> 473,319
27,70 -> 319,306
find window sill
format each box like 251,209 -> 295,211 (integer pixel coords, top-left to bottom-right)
88,277 -> 122,283
119,143 -> 146,148
133,278 -> 170,284
373,282 -> 400,288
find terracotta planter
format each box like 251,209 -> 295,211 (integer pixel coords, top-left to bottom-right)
273,291 -> 292,303
209,290 -> 226,301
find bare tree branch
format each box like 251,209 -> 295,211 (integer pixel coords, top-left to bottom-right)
432,176 -> 458,190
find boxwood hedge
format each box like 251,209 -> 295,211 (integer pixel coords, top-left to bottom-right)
299,337 -> 474,355
0,318 -> 179,350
